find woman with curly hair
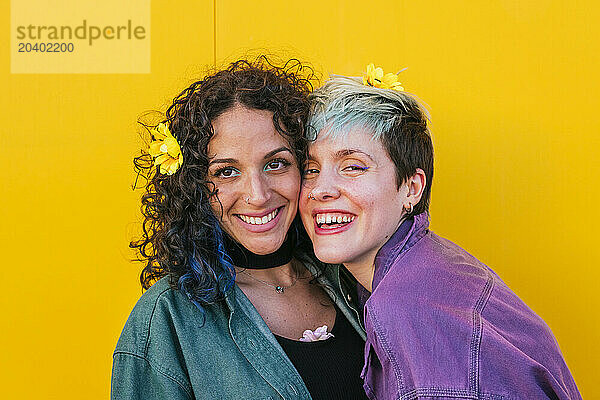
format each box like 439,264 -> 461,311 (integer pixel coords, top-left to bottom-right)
111,57 -> 369,400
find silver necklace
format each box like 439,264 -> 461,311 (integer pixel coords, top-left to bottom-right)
239,268 -> 298,294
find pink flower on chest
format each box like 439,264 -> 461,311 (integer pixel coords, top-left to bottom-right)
299,325 -> 334,342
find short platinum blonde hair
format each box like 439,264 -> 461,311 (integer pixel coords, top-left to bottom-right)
307,76 -> 434,217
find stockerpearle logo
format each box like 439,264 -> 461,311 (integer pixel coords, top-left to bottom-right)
11,0 -> 150,73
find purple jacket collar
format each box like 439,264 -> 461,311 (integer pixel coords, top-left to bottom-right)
357,212 -> 430,307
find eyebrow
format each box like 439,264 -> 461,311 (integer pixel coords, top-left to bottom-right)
308,148 -> 375,162
209,147 -> 293,166
264,147 -> 293,159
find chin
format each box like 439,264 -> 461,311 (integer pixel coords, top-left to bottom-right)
240,237 -> 284,255
314,246 -> 348,265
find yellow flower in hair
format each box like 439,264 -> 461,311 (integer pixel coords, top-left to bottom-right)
363,63 -> 384,86
380,72 -> 404,91
148,123 -> 183,175
363,63 -> 404,91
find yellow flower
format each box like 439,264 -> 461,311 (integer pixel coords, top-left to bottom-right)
362,63 -> 404,91
148,123 -> 183,175
363,63 -> 384,86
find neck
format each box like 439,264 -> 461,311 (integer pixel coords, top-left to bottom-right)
235,259 -> 302,287
223,229 -> 295,270
343,252 -> 377,292
345,216 -> 409,292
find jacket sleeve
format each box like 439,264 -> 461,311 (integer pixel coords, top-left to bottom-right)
111,352 -> 193,400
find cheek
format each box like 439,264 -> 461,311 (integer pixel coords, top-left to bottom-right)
347,184 -> 389,229
208,195 -> 235,237
361,200 -> 381,234
207,181 -> 240,220
298,201 -> 311,230
299,182 -> 311,197
298,184 -> 311,208
288,183 -> 301,202
345,182 -> 376,209
369,191 -> 404,230
277,171 -> 301,201
209,194 -> 225,219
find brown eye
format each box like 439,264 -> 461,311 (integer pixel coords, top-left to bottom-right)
303,168 -> 319,177
214,167 -> 240,178
264,158 -> 291,171
343,165 -> 368,172
341,163 -> 369,175
302,161 -> 319,178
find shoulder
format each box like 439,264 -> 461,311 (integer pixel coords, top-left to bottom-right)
367,231 -> 496,344
114,278 -> 179,356
370,231 -> 550,327
366,233 -> 580,399
413,233 -> 549,328
373,231 -> 496,311
114,277 -> 227,358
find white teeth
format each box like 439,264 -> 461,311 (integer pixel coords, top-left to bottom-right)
239,209 -> 278,225
315,213 -> 355,226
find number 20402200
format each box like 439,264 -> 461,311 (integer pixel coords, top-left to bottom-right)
18,42 -> 74,52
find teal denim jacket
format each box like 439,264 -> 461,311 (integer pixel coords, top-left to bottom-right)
111,255 -> 365,400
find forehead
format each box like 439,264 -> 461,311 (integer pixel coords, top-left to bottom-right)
212,105 -> 273,134
308,125 -> 385,159
208,106 -> 289,156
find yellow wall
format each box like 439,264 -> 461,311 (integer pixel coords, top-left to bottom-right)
1,0 -> 598,398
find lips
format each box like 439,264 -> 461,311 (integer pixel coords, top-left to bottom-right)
235,206 -> 284,233
238,209 -> 279,225
312,210 -> 356,235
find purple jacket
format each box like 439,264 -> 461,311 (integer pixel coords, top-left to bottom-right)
359,212 -> 581,400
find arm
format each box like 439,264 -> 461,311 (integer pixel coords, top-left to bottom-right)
111,352 -> 193,400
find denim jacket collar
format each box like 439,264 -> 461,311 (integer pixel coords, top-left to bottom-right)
223,280 -> 311,399
221,254 -> 366,399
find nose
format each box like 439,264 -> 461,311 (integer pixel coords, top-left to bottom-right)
245,171 -> 271,206
304,169 -> 340,202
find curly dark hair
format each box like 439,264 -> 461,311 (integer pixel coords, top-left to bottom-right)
131,56 -> 316,306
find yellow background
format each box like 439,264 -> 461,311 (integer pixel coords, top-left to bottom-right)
1,0 -> 598,398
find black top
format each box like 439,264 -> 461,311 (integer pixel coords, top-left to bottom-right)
275,307 -> 368,400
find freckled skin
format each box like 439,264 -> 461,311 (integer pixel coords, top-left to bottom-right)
299,126 -> 409,278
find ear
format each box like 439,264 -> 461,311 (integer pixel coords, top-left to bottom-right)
404,168 -> 426,206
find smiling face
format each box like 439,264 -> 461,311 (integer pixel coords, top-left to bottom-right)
208,105 -> 301,255
299,126 -> 408,273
